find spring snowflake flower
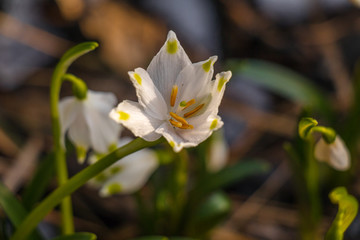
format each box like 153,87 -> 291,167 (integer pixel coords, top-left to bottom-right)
314,135 -> 350,171
110,31 -> 231,152
59,90 -> 121,162
89,138 -> 159,196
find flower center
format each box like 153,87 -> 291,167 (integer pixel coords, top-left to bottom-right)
168,85 -> 204,129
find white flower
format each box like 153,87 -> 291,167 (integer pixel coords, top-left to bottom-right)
88,137 -> 159,196
110,31 -> 231,152
59,90 -> 121,162
207,130 -> 229,172
314,135 -> 350,171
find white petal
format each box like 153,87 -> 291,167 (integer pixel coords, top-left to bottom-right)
59,96 -> 79,148
314,136 -> 350,171
180,115 -> 223,145
147,30 -> 191,104
99,148 -> 159,195
206,71 -> 232,116
86,90 -> 118,114
128,68 -> 168,120
84,104 -> 121,154
67,106 -> 91,152
175,56 -> 217,106
155,122 -> 198,152
110,100 -> 162,141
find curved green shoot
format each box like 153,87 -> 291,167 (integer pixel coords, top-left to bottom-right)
325,187 -> 358,240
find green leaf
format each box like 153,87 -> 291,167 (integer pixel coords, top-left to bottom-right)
22,152 -> 56,210
227,59 -> 333,119
186,191 -> 231,237
0,183 -> 42,240
51,232 -> 97,240
188,160 -> 269,207
326,187 -> 358,240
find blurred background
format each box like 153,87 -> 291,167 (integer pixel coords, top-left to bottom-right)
1,0 -> 360,239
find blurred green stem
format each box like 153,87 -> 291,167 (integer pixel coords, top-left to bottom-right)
285,137 -> 321,240
62,74 -> 88,100
303,138 -> 321,240
50,50 -> 76,235
11,137 -> 164,240
172,150 -> 188,234
48,42 -> 99,235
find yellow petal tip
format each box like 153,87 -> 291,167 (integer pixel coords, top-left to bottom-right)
106,182 -> 122,195
118,111 -> 130,120
133,73 -> 142,85
210,119 -> 218,130
217,77 -> 227,92
166,40 -> 178,54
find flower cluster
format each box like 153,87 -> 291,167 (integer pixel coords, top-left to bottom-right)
58,30 -> 231,196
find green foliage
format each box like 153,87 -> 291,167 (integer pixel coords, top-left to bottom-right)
185,191 -> 230,237
10,138 -> 165,240
22,152 -> 56,210
188,160 -> 269,205
180,160 -> 269,237
51,232 -> 97,240
325,187 -> 358,240
0,183 -> 42,240
227,59 -> 333,120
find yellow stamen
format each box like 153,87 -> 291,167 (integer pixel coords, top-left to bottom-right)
184,104 -> 204,118
169,119 -> 182,128
170,112 -> 188,125
183,99 -> 195,110
170,85 -> 178,107
178,123 -> 194,129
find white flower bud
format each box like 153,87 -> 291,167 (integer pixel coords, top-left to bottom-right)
314,135 -> 350,171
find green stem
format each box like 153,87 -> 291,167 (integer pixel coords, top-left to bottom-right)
50,42 -> 98,234
62,74 -> 88,100
11,137 -> 164,240
171,150 -> 188,234
304,139 -> 321,240
51,59 -> 73,235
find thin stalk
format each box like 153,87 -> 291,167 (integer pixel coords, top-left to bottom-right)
62,74 -> 88,100
50,57 -> 73,235
11,137 -> 164,240
49,42 -> 98,234
172,150 -> 188,234
303,138 -> 321,240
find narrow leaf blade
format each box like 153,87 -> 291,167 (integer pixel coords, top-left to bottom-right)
0,183 -> 42,240
188,160 -> 269,205
227,59 -> 333,119
22,152 -> 56,210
